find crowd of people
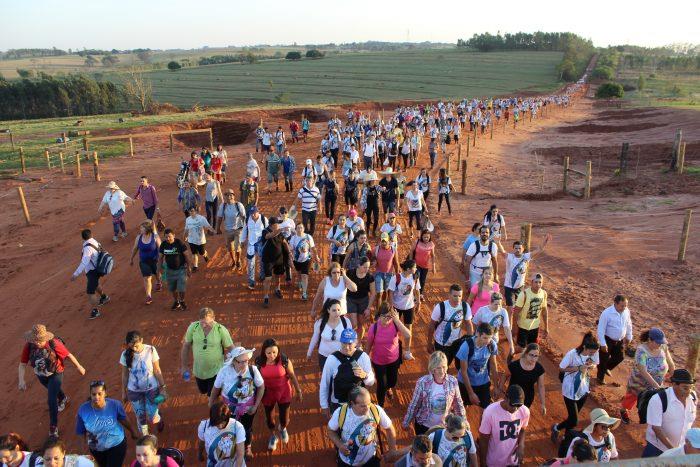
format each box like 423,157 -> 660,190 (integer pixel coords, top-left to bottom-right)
10,88 -> 698,467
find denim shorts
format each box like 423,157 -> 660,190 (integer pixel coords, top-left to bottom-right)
374,271 -> 393,292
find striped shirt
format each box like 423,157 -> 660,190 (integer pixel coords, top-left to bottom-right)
297,185 -> 321,212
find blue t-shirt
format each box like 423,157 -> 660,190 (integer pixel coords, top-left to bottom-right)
76,398 -> 126,451
456,336 -> 498,386
462,234 -> 478,251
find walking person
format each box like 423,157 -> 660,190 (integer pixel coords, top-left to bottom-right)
504,343 -> 546,413
372,233 -> 400,308
327,214 -> 354,265
310,263 -> 358,318
183,206 -> 215,273
503,234 -> 550,317
18,325 -> 86,437
365,303 -> 411,406
307,299 -> 353,371
177,180 -> 201,220
391,435 -> 442,467
297,176 -> 322,236
239,174 -> 259,214
281,150 -> 296,192
456,322 -> 499,409
197,401 -> 246,466
428,284 -> 473,367
482,205 -> 507,240
0,433 -> 33,467
290,223 -> 319,301
240,206 -> 268,290
563,408 -> 621,463
360,173 -> 381,237
478,385 -> 530,467
344,171 -> 360,211
120,331 -> 167,436
416,168 -> 431,206
260,217 -> 292,307
473,292 -> 514,356
323,170 -> 341,224
158,228 -> 192,311
343,228 -> 371,270
379,212 -> 403,251
378,168 -> 399,215
76,381 -> 138,467
467,267 -> 500,324
436,169 -> 453,215
410,229 -> 436,295
551,331 -> 600,443
387,259 -> 421,361
202,173 -> 223,231
255,339 -> 303,452
129,220 -> 161,306
215,144 -> 228,183
619,328 -> 674,424
216,189 -> 247,271
427,415 -> 478,467
133,176 -> 159,221
98,181 -> 133,242
71,229 -> 111,319
265,149 -> 282,193
513,273 -> 548,352
404,182 -> 427,238
131,434 -> 181,467
597,294 -> 633,385
343,255 -> 376,342
210,347 -> 265,461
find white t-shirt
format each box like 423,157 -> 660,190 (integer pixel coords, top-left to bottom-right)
185,214 -> 211,245
388,273 -> 420,310
101,190 -> 129,215
328,405 -> 392,466
327,225 -> 354,255
245,160 -> 260,178
559,349 -> 599,400
438,177 -> 452,194
428,429 -> 477,466
119,345 -> 160,392
431,300 -> 471,346
307,316 -> 352,358
646,387 -> 697,452
197,417 -> 246,467
473,305 -> 510,341
466,240 -> 498,270
483,214 -> 505,236
380,223 -> 403,250
363,143 -> 375,158
405,190 -> 423,212
504,252 -> 531,289
346,217 -> 365,234
350,149 -> 360,164
213,364 -> 264,413
290,234 -> 315,263
567,432 -> 618,462
278,218 -> 296,239
424,381 -> 449,428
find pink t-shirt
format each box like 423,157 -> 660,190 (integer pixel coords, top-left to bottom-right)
470,282 -> 500,316
413,241 -> 434,269
366,321 -> 400,365
130,456 -> 179,467
478,401 -> 530,467
374,246 -> 396,273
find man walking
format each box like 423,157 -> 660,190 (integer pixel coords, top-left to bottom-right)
240,206 -> 268,289
464,225 -> 499,286
596,294 -> 633,385
260,217 -> 291,307
513,273 -> 548,352
71,229 -> 110,319
429,284 -> 473,366
281,150 -> 297,192
216,189 -> 247,271
478,385 -> 530,467
159,228 -> 192,310
297,176 -> 321,235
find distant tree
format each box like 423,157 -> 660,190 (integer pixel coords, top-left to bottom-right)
595,82 -> 624,98
285,51 -> 302,60
137,50 -> 153,63
84,55 -> 98,67
111,49 -> 120,54
273,51 -> 283,59
305,49 -> 325,59
244,52 -> 257,64
637,74 -> 646,91
0,73 -> 5,82
101,54 -> 120,67
557,59 -> 577,81
123,67 -> 154,112
592,66 -> 614,80
16,69 -> 32,78
167,61 -> 182,71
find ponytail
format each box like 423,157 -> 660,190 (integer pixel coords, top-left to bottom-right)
640,330 -> 651,343
124,330 -> 142,369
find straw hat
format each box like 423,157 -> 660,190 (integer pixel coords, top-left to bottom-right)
365,172 -> 379,182
585,408 -> 621,433
25,324 -> 54,343
228,346 -> 255,362
106,181 -> 120,190
381,167 -> 395,175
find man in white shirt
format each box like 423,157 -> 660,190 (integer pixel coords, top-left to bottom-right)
503,234 -> 551,315
466,226 -> 499,285
240,206 -> 268,289
643,369 -> 697,458
71,229 -> 110,319
596,294 -> 633,385
428,284 -> 473,366
296,176 -> 321,235
98,181 -> 133,242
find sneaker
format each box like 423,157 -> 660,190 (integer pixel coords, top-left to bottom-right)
402,351 -> 415,361
57,395 -> 69,412
145,296 -> 153,305
120,231 -> 128,238
89,309 -> 101,319
301,293 -> 308,301
49,426 -> 59,437
154,282 -> 162,292
620,409 -> 631,425
171,300 -> 181,311
247,282 -> 255,290
180,301 -> 187,311
99,294 -> 110,306
386,388 -> 394,401
112,235 -> 119,242
268,434 -> 278,451
263,296 -> 270,308
279,428 -> 289,444
550,424 -> 559,444
274,288 -> 283,299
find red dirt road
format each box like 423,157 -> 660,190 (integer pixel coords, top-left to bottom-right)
0,97 -> 698,465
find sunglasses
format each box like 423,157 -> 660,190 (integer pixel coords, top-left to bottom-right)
90,380 -> 105,388
331,329 -> 337,341
203,337 -> 208,350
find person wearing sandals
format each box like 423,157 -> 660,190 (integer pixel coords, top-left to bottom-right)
198,401 -> 246,466
129,220 -> 162,306
255,339 -> 303,452
120,331 -> 167,436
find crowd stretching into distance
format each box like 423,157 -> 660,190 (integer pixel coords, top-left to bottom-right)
5,83 -> 698,467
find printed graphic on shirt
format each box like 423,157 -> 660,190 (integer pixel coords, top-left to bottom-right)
498,419 -> 521,441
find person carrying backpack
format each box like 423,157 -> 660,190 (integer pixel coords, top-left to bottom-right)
216,189 -> 247,271
71,228 -> 112,320
464,225 -> 499,287
132,434 -> 182,467
428,414 -> 478,466
456,323 -> 498,409
559,408 -> 620,463
429,284 -> 474,366
320,329 -> 375,418
197,402 -> 246,466
19,324 -> 86,437
327,387 -> 396,467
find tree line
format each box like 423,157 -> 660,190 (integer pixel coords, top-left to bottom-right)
0,74 -> 122,120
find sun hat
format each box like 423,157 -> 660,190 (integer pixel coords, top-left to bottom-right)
686,428 -> 700,449
365,172 -> 379,182
339,328 -> 358,344
228,347 -> 255,362
648,328 -> 667,345
506,385 -> 525,406
382,167 -> 395,175
106,181 -> 120,190
25,324 -> 54,343
585,408 -> 621,433
380,232 -> 390,242
670,368 -> 696,384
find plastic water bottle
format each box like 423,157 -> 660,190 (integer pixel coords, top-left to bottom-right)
182,370 -> 191,382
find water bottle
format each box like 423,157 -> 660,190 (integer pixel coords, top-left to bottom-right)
183,370 -> 191,382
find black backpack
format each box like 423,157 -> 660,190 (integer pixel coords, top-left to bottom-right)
438,300 -> 469,323
557,430 -> 610,458
133,447 -> 185,467
637,388 -> 668,424
473,240 -> 495,259
332,349 -> 364,403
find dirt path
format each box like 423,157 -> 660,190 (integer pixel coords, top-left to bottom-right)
0,97 -> 697,465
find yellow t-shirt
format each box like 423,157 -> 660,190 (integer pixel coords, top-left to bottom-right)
516,287 -> 548,330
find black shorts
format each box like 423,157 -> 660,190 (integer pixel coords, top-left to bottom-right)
86,269 -> 103,295
459,381 -> 492,409
139,258 -> 158,277
347,296 -> 370,314
504,286 -> 521,307
303,129 -> 309,135
517,327 -> 539,348
262,144 -> 271,152
397,306 -> 414,325
195,376 -> 216,396
189,243 -> 206,256
263,262 -> 285,278
293,260 -> 310,274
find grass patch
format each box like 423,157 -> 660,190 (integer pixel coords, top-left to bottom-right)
616,66 -> 700,109
685,165 -> 700,175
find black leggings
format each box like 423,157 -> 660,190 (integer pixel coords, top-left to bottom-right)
264,402 -> 291,430
205,199 -> 219,230
416,266 -> 429,292
408,211 -> 422,229
325,196 -> 337,221
365,204 -> 380,234
302,210 -> 317,235
556,395 -> 588,431
372,358 -> 400,407
438,193 -> 452,214
90,438 -> 127,467
237,412 -> 255,446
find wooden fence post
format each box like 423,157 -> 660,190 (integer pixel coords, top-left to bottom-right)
678,209 -> 692,261
466,136 -> 470,159
670,128 -> 682,170
75,150 -> 81,178
457,143 -> 462,169
62,132 -> 68,150
687,334 -> 700,381
59,152 -> 65,173
169,133 -> 174,153
17,186 -> 31,225
92,151 -> 101,181
520,223 -> 532,252
490,121 -> 494,140
83,138 -> 88,154
129,137 -> 134,157
45,149 -> 51,169
9,132 -> 15,150
209,128 -> 214,151
563,156 -> 569,192
446,152 -> 451,175
19,146 -> 26,174
677,142 -> 686,175
473,126 -> 477,147
461,160 -> 467,194
584,160 -> 592,199
619,142 -> 629,176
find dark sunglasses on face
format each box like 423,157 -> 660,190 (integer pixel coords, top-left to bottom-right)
203,337 -> 207,350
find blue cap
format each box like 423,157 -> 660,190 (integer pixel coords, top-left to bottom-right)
649,328 -> 667,345
249,205 -> 258,213
687,428 -> 700,448
339,328 -> 358,343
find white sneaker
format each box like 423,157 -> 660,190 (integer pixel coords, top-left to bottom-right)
57,395 -> 69,412
403,351 -> 415,361
112,236 -> 119,242
268,434 -> 278,451
120,231 -> 128,238
280,428 -> 289,444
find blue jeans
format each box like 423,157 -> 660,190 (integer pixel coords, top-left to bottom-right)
375,271 -> 394,293
246,242 -> 264,285
642,442 -> 664,458
37,372 -> 65,427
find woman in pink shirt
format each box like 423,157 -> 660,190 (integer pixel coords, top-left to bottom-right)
410,229 -> 437,297
467,267 -> 499,315
131,434 -> 180,467
365,302 -> 410,406
372,233 -> 400,308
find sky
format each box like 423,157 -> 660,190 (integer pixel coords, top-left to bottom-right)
1,0 -> 698,51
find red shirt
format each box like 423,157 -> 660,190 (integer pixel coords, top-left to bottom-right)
20,338 -> 71,374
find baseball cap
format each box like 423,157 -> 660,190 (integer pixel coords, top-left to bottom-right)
506,385 -> 525,407
249,206 -> 258,213
348,209 -> 357,217
305,158 -> 313,165
649,328 -> 667,345
339,328 -> 358,343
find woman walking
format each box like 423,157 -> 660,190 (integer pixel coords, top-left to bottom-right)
467,267 -> 500,317
437,168 -> 454,215
504,343 -> 546,413
373,232 -> 400,307
416,168 -> 431,206
0,433 -> 33,467
404,182 -> 427,238
40,436 -> 96,467
289,224 -> 319,301
343,256 -> 376,342
551,332 -> 600,443
255,339 -> 303,451
323,169 -> 340,223
130,220 -> 162,305
344,171 -> 360,210
410,229 -> 436,296
197,402 -> 246,466
343,229 -> 371,271
131,435 -> 180,467
203,173 -> 223,231
483,204 -> 507,240
403,351 -> 465,435
473,292 -> 514,356
120,331 -> 167,436
98,181 -> 134,242
360,173 -> 381,237
19,324 -> 86,437
387,259 -> 421,361
309,263 -> 357,318
307,299 -> 353,371
326,214 -> 353,265
619,328 -> 674,424
366,303 -> 411,406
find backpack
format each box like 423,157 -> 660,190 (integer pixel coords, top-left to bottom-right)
472,240 -> 495,260
222,201 -> 245,228
320,314 -> 350,336
438,301 -> 469,323
133,448 -> 185,467
557,430 -> 610,458
337,401 -> 380,436
432,428 -> 472,464
331,349 -> 364,403
637,388 -> 668,425
28,337 -> 66,375
85,243 -> 114,275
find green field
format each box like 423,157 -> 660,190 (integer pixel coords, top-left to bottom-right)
616,67 -> 700,108
143,49 -> 564,107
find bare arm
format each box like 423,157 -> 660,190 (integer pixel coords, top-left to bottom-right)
66,353 -> 85,375
18,363 -> 27,390
118,417 -> 138,440
209,386 -> 222,407
180,341 -> 192,373
153,359 -> 166,388
310,278 -> 326,318
129,236 -> 140,263
537,373 -> 546,414
286,360 -> 303,401
121,365 -> 129,402
478,433 -> 490,467
385,423 -> 397,454
342,271 -> 357,292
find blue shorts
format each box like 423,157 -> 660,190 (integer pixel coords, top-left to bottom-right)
374,271 -> 393,293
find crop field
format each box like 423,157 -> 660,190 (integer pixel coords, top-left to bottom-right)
144,49 -> 564,107
616,67 -> 700,108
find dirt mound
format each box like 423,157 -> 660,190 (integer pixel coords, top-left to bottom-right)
557,121 -> 664,134
280,109 -> 331,122
170,120 -> 254,146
